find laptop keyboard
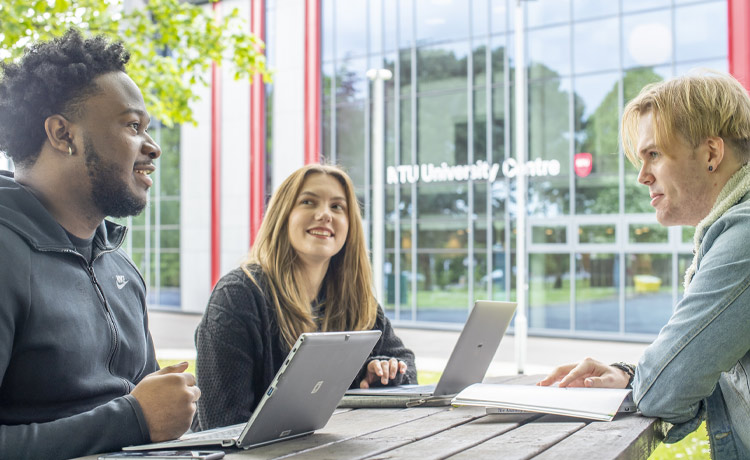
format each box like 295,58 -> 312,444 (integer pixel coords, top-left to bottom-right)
181,424 -> 244,441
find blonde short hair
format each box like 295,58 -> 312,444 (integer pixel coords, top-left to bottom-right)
622,70 -> 750,165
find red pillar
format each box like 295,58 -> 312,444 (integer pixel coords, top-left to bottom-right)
729,0 -> 750,90
304,0 -> 321,164
210,1 -> 222,287
249,0 -> 266,245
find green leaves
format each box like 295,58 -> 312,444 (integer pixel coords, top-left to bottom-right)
0,0 -> 270,126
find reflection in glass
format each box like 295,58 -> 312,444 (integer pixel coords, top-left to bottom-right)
335,0 -> 369,59
682,226 -> 694,244
625,253 -> 672,333
579,224 -> 615,244
492,84 -> 507,164
394,251 -> 415,321
473,0 -> 489,37
528,78 -> 571,216
622,0 -> 670,13
623,11 -> 672,69
417,42 -> 469,93
528,25 -> 571,79
574,72 -> 620,214
416,182 -> 469,218
531,225 -> 566,244
336,56 -> 369,101
418,221 -> 469,250
629,224 -> 668,243
529,253 -> 570,330
336,101 -> 365,186
576,253 -> 619,332
573,18 -> 618,74
526,0 -> 570,27
491,36 -> 508,86
416,252 -> 470,323
386,186 -> 413,219
417,90 -> 468,164
675,2 -> 727,63
490,0 -> 508,34
416,0 -> 470,44
573,0 -> 617,20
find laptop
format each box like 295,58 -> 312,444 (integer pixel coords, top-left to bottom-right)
125,330 -> 381,451
344,300 -> 516,403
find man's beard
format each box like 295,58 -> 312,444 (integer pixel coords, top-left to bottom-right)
84,137 -> 148,218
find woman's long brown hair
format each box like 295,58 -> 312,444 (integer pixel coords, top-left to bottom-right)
242,164 -> 378,349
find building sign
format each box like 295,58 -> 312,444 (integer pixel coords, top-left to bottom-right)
387,159 -> 561,185
574,152 -> 593,177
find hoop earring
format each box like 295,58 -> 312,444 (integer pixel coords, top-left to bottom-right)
708,165 -> 713,172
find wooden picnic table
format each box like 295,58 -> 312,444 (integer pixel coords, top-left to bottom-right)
79,374 -> 668,460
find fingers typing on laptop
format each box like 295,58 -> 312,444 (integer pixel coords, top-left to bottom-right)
131,362 -> 202,442
360,358 -> 409,388
194,164 -> 417,431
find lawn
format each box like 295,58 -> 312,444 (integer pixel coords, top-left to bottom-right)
157,360 -> 710,459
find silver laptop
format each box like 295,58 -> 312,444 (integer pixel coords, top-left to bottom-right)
346,300 -> 516,398
125,330 -> 381,451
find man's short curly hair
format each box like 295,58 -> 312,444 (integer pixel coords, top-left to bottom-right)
0,28 -> 130,168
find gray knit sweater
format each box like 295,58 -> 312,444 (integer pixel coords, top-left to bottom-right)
194,266 -> 417,430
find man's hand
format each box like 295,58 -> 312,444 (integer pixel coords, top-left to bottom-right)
130,362 -> 201,442
537,357 -> 630,389
359,358 -> 408,389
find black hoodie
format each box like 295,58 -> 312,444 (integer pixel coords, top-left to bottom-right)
0,171 -> 158,459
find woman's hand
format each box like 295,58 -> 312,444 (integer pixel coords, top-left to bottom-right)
359,358 -> 408,388
537,357 -> 630,389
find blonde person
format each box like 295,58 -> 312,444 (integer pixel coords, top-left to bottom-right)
540,71 -> 750,459
195,164 -> 417,430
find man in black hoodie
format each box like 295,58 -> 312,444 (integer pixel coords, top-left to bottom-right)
0,30 -> 200,459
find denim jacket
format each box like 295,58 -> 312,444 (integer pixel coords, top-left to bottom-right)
632,192 -> 750,460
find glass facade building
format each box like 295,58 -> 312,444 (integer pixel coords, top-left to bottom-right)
320,0 -> 728,339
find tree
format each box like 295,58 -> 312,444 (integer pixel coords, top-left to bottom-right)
0,0 -> 271,126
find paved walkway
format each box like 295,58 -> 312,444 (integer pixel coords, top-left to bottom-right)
148,310 -> 649,376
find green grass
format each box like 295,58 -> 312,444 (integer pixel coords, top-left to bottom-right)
156,361 -> 710,459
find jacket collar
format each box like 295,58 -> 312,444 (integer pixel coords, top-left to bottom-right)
0,171 -> 126,254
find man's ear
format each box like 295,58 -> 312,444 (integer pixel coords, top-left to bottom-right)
705,136 -> 725,171
44,114 -> 75,155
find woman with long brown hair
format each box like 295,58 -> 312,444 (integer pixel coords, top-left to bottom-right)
195,164 -> 417,430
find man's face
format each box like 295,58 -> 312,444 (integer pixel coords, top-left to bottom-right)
74,72 -> 161,218
636,111 -> 714,226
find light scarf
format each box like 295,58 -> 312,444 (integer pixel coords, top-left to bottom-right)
684,163 -> 750,290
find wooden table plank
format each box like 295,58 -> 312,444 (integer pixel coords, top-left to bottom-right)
447,415 -> 587,460
273,406 -> 489,460
362,413 -> 539,460
221,407 -> 448,459
530,414 -> 667,460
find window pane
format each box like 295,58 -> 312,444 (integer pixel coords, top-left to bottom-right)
623,11 -> 672,69
473,0 -> 489,37
575,253 -> 619,332
574,72 -> 620,214
528,25 -> 571,79
629,224 -> 668,243
336,0 -> 368,59
416,0 -> 470,44
417,182 -> 469,218
675,2 -> 727,63
417,42 -> 469,93
528,78 -> 570,216
526,0 -> 569,27
579,224 -> 615,244
490,0 -> 508,34
622,0 -> 670,13
529,253 -> 571,330
625,253 -> 672,334
397,251 -> 415,320
323,0 -> 334,62
417,221 -> 469,249
416,252 -> 469,323
492,84 -> 507,164
417,90 -> 468,164
337,57 -> 368,101
573,0 -> 617,20
531,225 -> 566,244
336,101 -> 366,186
573,18 -> 619,74
682,226 -> 694,244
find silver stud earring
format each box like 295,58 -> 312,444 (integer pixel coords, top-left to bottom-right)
68,145 -> 73,156
708,165 -> 713,172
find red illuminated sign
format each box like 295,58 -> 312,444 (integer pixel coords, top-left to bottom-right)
574,152 -> 593,177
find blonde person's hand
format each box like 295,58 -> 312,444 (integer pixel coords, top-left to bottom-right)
131,362 -> 201,442
537,357 -> 630,389
359,358 -> 408,388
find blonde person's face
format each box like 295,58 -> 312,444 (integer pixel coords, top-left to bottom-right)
636,111 -> 714,226
287,173 -> 349,269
